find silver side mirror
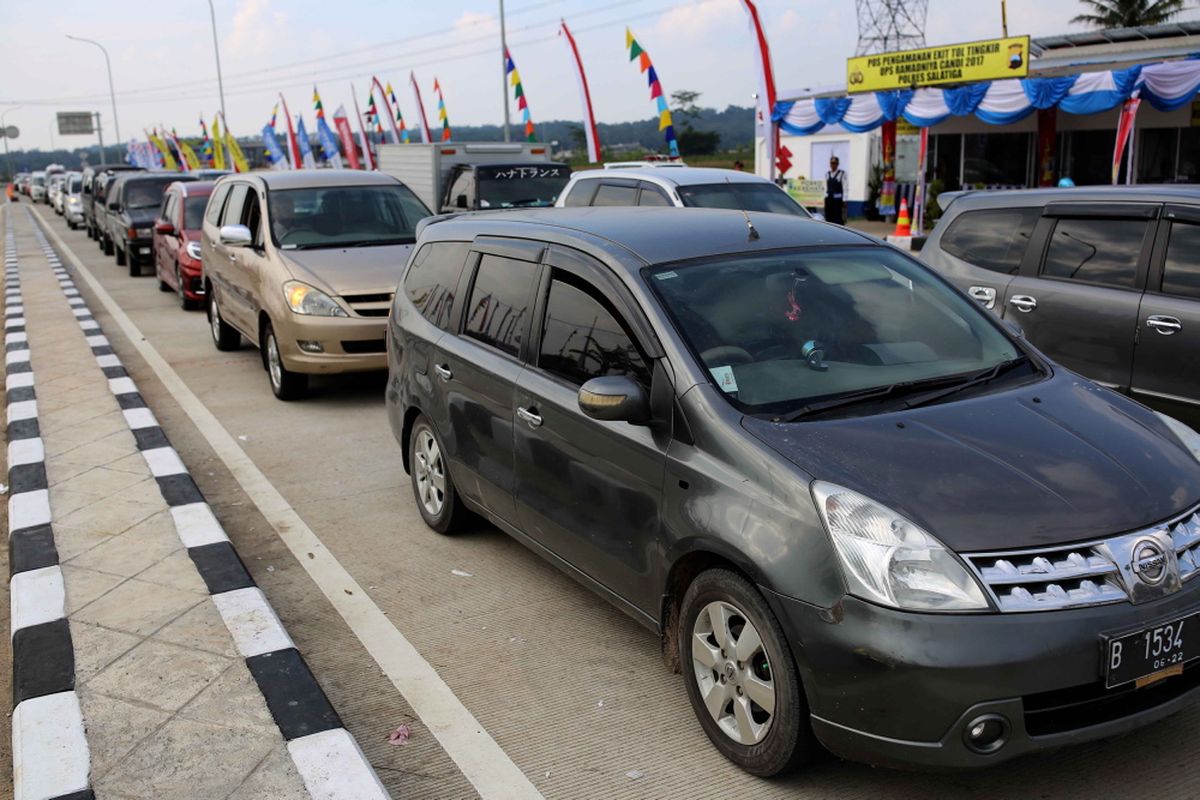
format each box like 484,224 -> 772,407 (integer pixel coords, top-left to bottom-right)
219,224 -> 253,247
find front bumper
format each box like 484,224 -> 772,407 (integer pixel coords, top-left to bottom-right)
275,312 -> 387,374
178,259 -> 206,301
126,236 -> 154,258
767,585 -> 1200,770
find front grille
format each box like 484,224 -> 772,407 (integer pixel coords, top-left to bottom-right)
342,339 -> 386,354
1023,661 -> 1200,736
189,276 -> 204,293
342,292 -> 393,318
966,509 -> 1200,612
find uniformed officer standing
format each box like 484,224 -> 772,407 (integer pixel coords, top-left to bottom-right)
824,156 -> 846,224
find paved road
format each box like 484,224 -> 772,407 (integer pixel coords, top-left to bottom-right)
27,202 -> 1200,799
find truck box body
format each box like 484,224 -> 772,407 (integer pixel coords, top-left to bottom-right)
376,142 -> 561,212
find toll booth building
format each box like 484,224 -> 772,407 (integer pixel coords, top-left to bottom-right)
766,21 -> 1200,218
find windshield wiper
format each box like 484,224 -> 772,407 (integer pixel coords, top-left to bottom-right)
901,356 -> 1032,409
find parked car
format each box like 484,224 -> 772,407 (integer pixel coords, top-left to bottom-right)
153,180 -> 215,310
83,165 -> 142,242
922,186 -> 1200,424
47,173 -> 66,213
202,169 -> 432,399
14,172 -> 30,195
104,173 -> 196,276
29,171 -> 46,203
388,206 -> 1200,775
62,172 -> 85,229
556,166 -> 812,218
192,169 -> 231,179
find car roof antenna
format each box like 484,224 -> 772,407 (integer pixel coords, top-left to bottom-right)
727,177 -> 759,240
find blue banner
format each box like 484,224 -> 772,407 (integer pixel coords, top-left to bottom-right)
316,116 -> 341,162
262,124 -> 286,166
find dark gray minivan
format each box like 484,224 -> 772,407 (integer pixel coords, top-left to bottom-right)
922,186 -> 1200,424
387,207 -> 1200,774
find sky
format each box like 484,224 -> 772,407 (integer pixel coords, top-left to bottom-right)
2,0 -> 1199,152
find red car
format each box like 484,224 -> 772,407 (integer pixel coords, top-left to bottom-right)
153,181 -> 215,310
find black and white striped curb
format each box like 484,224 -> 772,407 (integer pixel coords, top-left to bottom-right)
25,208 -> 390,799
7,210 -> 95,800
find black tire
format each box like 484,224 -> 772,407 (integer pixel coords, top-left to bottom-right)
115,245 -> 127,267
262,322 -> 307,401
207,293 -> 240,351
408,414 -> 469,534
679,568 -> 816,778
158,274 -> 172,292
178,266 -> 199,311
103,236 -> 113,256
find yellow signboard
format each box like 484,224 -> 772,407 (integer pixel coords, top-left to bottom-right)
847,35 -> 1030,93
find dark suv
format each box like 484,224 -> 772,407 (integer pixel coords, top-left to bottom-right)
104,173 -> 196,276
922,186 -> 1200,423
387,207 -> 1200,774
82,164 -> 142,241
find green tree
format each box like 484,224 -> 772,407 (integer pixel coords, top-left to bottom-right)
670,90 -> 703,123
1072,0 -> 1188,28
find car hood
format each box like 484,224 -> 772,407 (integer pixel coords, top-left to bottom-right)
279,244 -> 414,295
741,372 -> 1200,552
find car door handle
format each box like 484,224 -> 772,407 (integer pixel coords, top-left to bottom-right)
517,406 -> 543,428
968,285 -> 996,310
1009,295 -> 1038,313
433,364 -> 453,381
1147,315 -> 1182,335
227,252 -> 237,262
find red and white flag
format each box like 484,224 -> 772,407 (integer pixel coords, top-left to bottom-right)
333,105 -> 360,170
740,0 -> 781,179
409,72 -> 433,144
1112,94 -> 1140,185
351,84 -> 376,170
559,20 -> 601,163
279,93 -> 302,169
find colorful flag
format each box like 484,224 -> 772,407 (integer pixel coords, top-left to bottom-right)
369,77 -> 402,144
409,71 -> 432,144
211,115 -> 227,170
351,83 -> 376,170
433,78 -> 451,142
313,86 -> 343,167
559,20 -> 602,163
625,28 -> 679,158
174,129 -> 202,170
386,81 -> 410,144
739,0 -> 781,177
505,48 -> 536,142
333,105 -> 360,170
1112,94 -> 1141,185
222,114 -> 249,172
199,117 -> 214,167
148,129 -> 178,171
279,94 -> 302,169
296,115 -> 317,169
262,123 -> 287,169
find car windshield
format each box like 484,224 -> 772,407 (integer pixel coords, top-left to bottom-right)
647,247 -> 1025,417
125,180 -> 175,208
183,196 -> 209,230
268,184 -> 431,249
32,176 -> 44,186
477,165 -> 570,209
677,183 -> 808,217
68,176 -> 82,193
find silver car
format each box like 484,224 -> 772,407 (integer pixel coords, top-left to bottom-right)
61,172 -> 85,229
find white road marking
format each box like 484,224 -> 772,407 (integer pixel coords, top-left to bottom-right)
6,348 -> 30,365
5,371 -> 34,390
288,728 -> 390,800
34,206 -> 545,800
141,446 -> 187,477
7,399 -> 37,423
212,587 -> 296,658
107,376 -> 137,396
10,565 -> 65,633
8,437 -> 45,467
122,407 -> 158,430
96,353 -> 122,368
11,691 -> 91,800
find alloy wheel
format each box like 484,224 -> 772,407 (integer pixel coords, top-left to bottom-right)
177,266 -> 185,305
210,296 -> 222,343
691,600 -> 776,745
267,333 -> 283,391
413,429 -> 446,517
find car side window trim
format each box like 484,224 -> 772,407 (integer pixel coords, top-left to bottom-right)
458,250 -> 542,364
471,235 -> 546,263
1149,215 -> 1200,298
1034,214 -> 1156,292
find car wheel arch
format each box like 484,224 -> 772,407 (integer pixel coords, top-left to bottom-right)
399,405 -> 424,475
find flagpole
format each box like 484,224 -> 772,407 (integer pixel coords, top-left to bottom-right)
207,0 -> 228,141
500,0 -> 511,142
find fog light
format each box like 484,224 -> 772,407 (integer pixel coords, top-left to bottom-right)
297,340 -> 324,353
963,714 -> 1008,754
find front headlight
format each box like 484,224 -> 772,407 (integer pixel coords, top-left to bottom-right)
283,281 -> 348,317
812,482 -> 989,611
1156,412 -> 1200,462
185,241 -> 202,260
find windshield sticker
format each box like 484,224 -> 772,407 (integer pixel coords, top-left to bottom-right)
655,270 -> 678,281
709,365 -> 738,393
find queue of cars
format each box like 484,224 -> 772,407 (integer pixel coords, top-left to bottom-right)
39,161 -> 1200,779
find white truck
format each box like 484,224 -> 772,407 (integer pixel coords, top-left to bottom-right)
376,142 -> 570,214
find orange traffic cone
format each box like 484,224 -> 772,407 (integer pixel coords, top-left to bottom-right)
893,197 -> 911,237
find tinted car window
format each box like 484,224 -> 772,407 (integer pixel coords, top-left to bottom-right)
1041,218 -> 1147,289
638,186 -> 672,207
677,183 -> 808,217
184,196 -> 209,230
463,254 -> 538,356
562,181 -> 597,207
267,184 -> 430,249
939,208 -> 1039,274
1162,221 -> 1200,299
476,165 -> 569,209
404,242 -> 470,331
206,183 -> 232,225
592,184 -> 638,206
124,179 -> 178,209
539,274 -> 650,386
221,184 -> 249,226
242,193 -> 264,246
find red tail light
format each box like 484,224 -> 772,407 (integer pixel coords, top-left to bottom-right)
127,227 -> 138,240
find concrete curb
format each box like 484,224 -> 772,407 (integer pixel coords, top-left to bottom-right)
6,209 -> 95,800
24,208 -> 390,800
